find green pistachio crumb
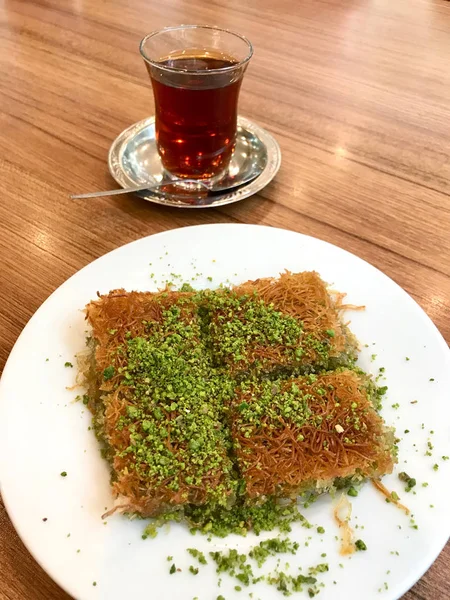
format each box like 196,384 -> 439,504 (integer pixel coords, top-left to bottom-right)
142,524 -> 158,540
347,486 -> 358,497
355,539 -> 367,551
187,548 -> 207,564
60,471 -> 67,477
64,361 -> 73,368
248,537 -> 300,567
308,564 -> 329,575
169,563 -> 176,574
398,472 -> 416,492
103,365 -> 115,380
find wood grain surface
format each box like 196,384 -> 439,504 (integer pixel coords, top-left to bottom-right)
1,0 -> 449,598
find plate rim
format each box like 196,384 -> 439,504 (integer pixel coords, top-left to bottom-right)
1,223 -> 449,600
107,116 -> 282,208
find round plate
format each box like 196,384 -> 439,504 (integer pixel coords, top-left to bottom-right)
108,116 -> 281,208
0,224 -> 449,600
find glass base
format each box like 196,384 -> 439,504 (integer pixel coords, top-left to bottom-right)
161,167 -> 229,192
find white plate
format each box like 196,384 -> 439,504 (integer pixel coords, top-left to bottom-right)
0,224 -> 449,600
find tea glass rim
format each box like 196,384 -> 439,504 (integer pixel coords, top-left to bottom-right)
139,25 -> 253,75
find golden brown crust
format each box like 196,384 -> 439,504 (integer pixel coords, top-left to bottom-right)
231,370 -> 394,499
233,271 -> 359,358
81,273 -> 389,517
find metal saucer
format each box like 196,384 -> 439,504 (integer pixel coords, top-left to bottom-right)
108,116 -> 281,208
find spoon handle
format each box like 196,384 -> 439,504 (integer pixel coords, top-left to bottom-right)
71,173 -> 256,200
70,183 -> 164,199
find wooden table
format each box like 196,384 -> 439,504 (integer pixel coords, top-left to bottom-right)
1,0 -> 449,598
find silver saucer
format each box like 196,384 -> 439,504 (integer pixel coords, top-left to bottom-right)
108,116 -> 281,208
